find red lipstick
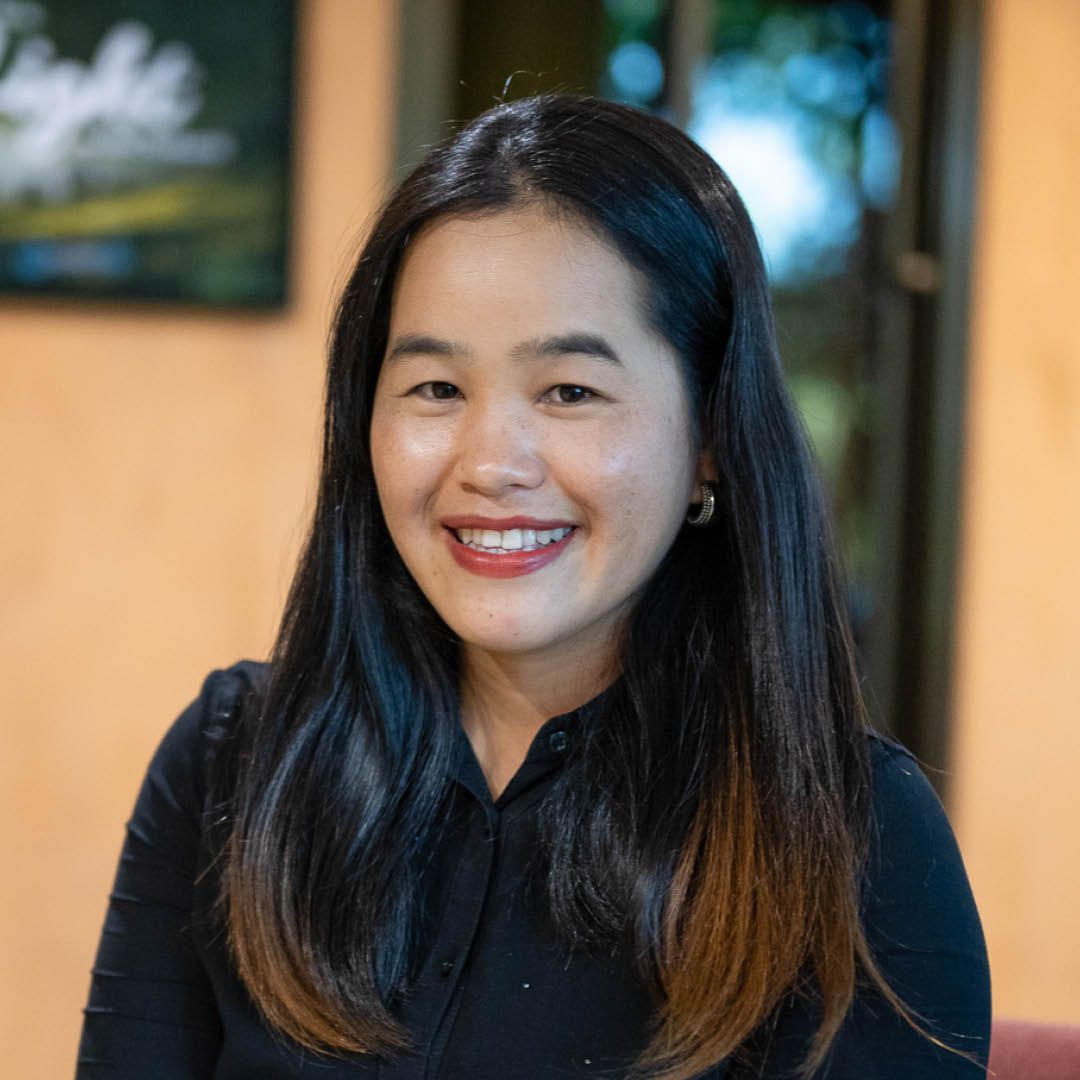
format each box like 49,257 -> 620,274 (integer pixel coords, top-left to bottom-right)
442,515 -> 575,531
442,520 -> 577,579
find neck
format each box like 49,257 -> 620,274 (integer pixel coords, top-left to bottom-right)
459,638 -> 617,799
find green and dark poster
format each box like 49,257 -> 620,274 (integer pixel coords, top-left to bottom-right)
0,0 -> 295,306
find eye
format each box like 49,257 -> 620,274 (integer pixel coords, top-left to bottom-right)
543,384 -> 598,406
410,381 -> 461,401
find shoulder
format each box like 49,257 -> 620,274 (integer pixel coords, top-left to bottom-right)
142,660 -> 270,821
864,729 -> 945,819
862,729 -> 959,874
858,728 -> 989,984
196,659 -> 270,761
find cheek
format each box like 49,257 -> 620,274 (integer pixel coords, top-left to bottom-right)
575,406 -> 694,548
370,407 -> 453,519
369,417 -> 405,522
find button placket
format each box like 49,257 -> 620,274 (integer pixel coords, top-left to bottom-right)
423,805 -> 501,1079
377,805 -> 499,1080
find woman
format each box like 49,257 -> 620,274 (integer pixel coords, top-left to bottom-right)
78,95 -> 991,1078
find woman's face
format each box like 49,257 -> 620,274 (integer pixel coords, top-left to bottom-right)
370,204 -> 706,669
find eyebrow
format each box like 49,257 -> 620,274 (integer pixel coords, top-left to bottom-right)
384,331 -> 623,366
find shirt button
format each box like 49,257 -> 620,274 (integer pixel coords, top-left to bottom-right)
439,960 -> 454,978
548,730 -> 569,753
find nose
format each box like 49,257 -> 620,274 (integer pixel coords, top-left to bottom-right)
454,400 -> 545,497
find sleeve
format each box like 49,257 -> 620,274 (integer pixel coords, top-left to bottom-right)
75,668 -> 244,1078
746,738 -> 992,1078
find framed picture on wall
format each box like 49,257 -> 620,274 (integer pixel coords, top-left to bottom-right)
0,0 -> 295,307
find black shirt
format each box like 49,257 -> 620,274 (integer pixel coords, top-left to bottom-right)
77,662 -> 991,1078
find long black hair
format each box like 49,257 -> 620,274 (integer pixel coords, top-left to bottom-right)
224,94 -> 937,1079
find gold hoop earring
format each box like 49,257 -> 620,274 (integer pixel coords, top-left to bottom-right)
686,482 -> 715,527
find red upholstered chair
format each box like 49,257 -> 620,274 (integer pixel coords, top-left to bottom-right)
989,1019 -> 1080,1079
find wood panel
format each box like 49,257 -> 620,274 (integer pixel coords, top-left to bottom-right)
952,0 -> 1080,1023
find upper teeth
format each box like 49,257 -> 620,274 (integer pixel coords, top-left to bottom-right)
457,526 -> 572,552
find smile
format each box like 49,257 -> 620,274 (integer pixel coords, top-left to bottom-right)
444,525 -> 577,579
454,526 -> 573,553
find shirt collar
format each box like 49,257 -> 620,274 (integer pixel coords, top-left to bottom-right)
448,685 -> 613,809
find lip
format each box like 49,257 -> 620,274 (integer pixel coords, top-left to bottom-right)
441,514 -> 577,531
443,524 -> 577,579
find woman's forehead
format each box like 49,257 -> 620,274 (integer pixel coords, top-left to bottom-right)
390,206 -> 652,332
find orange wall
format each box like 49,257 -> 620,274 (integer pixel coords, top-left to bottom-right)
0,2 -> 398,1074
951,0 -> 1080,1023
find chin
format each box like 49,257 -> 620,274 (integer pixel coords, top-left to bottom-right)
456,627 -> 552,656
449,613 -> 566,657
